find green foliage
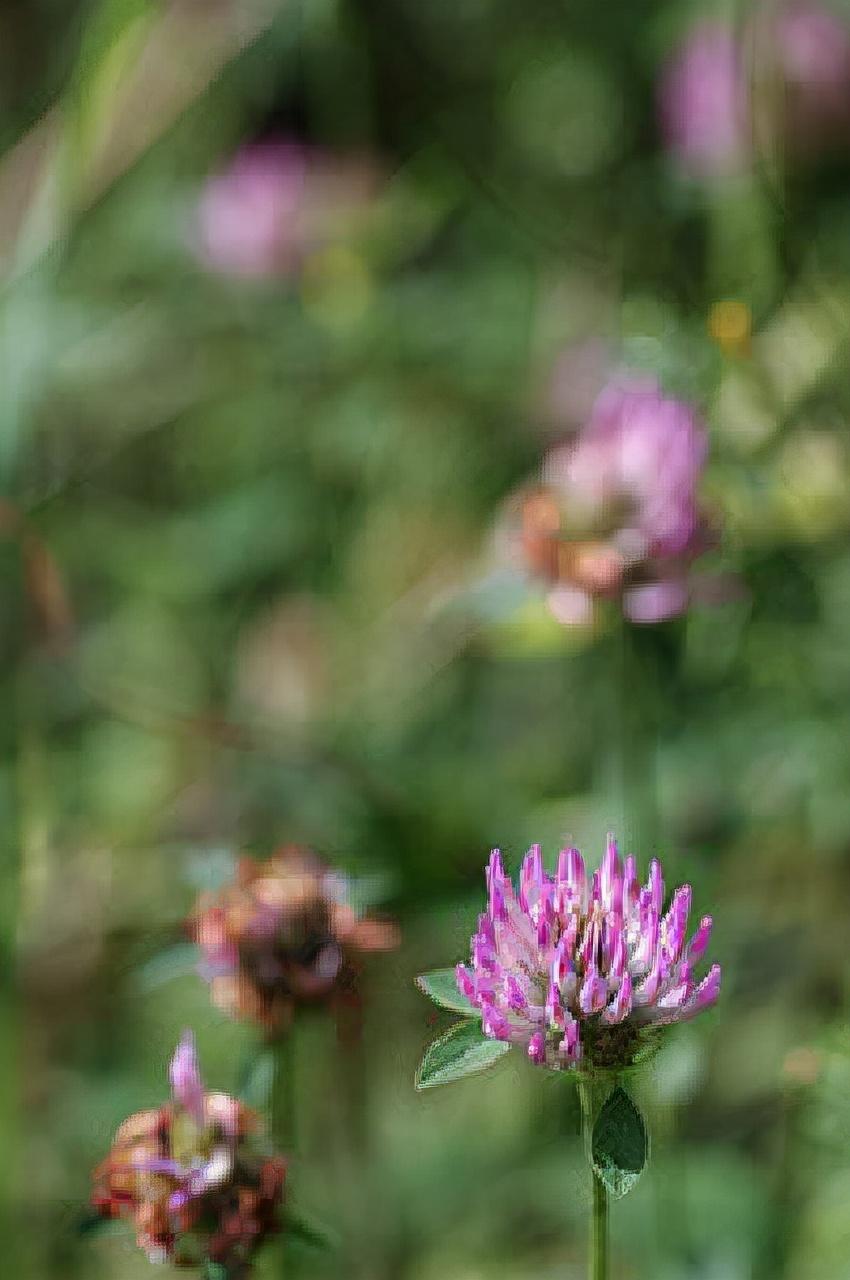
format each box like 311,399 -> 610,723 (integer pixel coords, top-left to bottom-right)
4,0 -> 850,1277
416,1021 -> 511,1089
130,942 -> 199,993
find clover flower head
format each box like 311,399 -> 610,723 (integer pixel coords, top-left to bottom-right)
195,139 -> 380,280
196,140 -> 308,278
456,837 -> 720,1071
91,1032 -> 285,1271
776,2 -> 850,148
658,6 -> 850,181
658,20 -> 751,179
190,845 -> 398,1033
521,376 -> 711,625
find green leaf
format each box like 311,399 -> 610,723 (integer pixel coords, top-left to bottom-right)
591,1085 -> 648,1200
76,1210 -> 120,1238
416,968 -> 477,1014
415,1020 -> 510,1089
238,1048 -> 275,1110
283,1209 -> 334,1252
130,943 -> 198,993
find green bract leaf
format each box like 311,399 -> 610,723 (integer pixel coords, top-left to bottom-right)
130,943 -> 198,993
416,968 -> 476,1014
238,1048 -> 275,1109
591,1085 -> 648,1199
283,1209 -> 334,1252
76,1210 -> 122,1238
415,1020 -> 510,1089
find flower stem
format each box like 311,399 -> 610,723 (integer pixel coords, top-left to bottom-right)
271,1033 -> 295,1279
590,1162 -> 608,1280
578,1078 -> 609,1280
272,1032 -> 296,1154
620,621 -> 659,855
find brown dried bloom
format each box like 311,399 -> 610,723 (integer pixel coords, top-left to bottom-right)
91,1033 -> 285,1272
189,845 -> 398,1032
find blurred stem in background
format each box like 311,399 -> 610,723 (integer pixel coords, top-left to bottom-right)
619,620 -> 685,862
272,1033 -> 296,1276
577,1077 -> 608,1280
4,663 -> 49,1276
273,1032 -> 297,1154
619,622 -> 660,857
337,1029 -> 374,1278
0,499 -> 70,1273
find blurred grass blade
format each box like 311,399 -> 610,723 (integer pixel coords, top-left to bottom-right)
415,1020 -> 509,1089
0,0 -> 280,272
416,968 -> 476,1014
66,0 -> 162,200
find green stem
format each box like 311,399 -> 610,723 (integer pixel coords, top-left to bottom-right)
619,621 -> 659,855
619,618 -> 686,859
273,1034 -> 296,1274
578,1079 -> 609,1280
271,1032 -> 296,1155
591,1162 -> 608,1280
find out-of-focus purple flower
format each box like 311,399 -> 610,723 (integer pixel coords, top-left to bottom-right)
520,376 -> 711,624
659,6 -> 850,179
196,141 -> 307,277
92,1032 -> 285,1270
194,139 -> 380,280
658,21 -> 751,179
776,3 -> 850,148
456,837 -> 720,1071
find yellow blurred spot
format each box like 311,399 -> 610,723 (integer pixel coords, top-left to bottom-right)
708,299 -> 752,357
782,1046 -> 821,1086
301,245 -> 372,330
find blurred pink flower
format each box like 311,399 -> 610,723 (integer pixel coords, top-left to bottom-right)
658,21 -> 750,179
194,139 -> 380,280
659,6 -> 850,178
776,3 -> 850,147
196,141 -> 307,277
520,375 -> 711,624
456,837 -> 720,1071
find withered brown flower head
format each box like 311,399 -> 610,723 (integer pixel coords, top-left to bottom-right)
189,845 -> 398,1033
91,1033 -> 285,1272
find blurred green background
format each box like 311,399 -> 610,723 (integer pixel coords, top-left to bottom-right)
3,0 -> 850,1277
